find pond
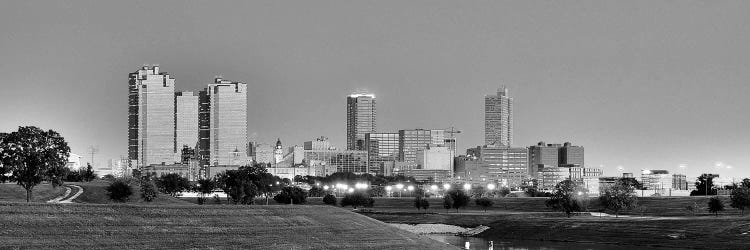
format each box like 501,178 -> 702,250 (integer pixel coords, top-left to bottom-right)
427,235 -> 666,250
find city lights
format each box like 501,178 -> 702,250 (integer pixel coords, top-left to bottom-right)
407,185 -> 414,191
430,185 -> 438,191
463,183 -> 471,190
487,183 -> 496,190
443,183 -> 451,190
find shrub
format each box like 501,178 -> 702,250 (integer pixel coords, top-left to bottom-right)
341,192 -> 374,209
445,189 -> 470,212
106,180 -> 133,202
140,178 -> 158,202
323,194 -> 337,206
155,173 -> 190,197
475,197 -> 494,212
708,196 -> 725,216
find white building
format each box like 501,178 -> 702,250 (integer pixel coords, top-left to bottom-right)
66,153 -> 83,170
416,146 -> 451,171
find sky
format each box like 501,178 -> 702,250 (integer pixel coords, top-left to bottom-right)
1,0 -> 748,179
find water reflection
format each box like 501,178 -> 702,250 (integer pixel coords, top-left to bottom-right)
427,235 -> 662,250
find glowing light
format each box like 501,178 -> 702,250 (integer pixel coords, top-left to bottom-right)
323,185 -> 329,190
385,186 -> 392,191
443,183 -> 451,190
348,93 -> 376,98
348,188 -> 354,193
463,184 -> 471,190
430,185 -> 438,191
396,184 -> 404,190
577,191 -> 583,196
407,185 -> 414,191
487,184 -> 496,190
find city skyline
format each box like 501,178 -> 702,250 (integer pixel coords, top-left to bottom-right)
1,1 -> 749,178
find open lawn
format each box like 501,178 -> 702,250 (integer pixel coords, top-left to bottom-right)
0,183 -> 66,202
0,202 -> 452,249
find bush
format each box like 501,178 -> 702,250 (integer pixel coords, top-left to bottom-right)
106,180 -> 133,202
140,178 -> 158,202
155,173 -> 190,197
445,189 -> 470,212
708,196 -> 725,216
323,194 -> 337,206
273,186 -> 308,204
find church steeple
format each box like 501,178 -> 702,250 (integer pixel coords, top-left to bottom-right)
275,138 -> 282,149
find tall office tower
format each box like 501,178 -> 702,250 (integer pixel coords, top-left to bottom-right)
398,129 -> 446,163
175,91 -> 199,153
485,86 -> 513,146
466,145 -> 529,188
198,78 -> 248,166
346,92 -> 376,150
558,142 -> 584,167
128,66 -> 176,167
365,132 -> 400,175
527,141 -> 585,178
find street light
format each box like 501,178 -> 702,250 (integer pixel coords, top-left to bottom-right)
348,188 -> 354,193
463,183 -> 471,190
487,183 -> 496,190
430,185 -> 438,192
396,184 -> 404,197
323,185 -> 329,190
443,183 -> 451,190
386,186 -> 392,197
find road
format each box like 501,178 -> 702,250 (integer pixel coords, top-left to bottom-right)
46,184 -> 83,203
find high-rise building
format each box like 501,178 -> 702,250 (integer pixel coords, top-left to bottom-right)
128,66 -> 176,167
559,142 -> 584,167
199,78 -> 248,166
175,91 -> 199,153
365,132 -> 400,175
346,92 -> 376,150
398,129 -> 446,163
528,142 -> 584,178
304,136 -> 333,150
485,86 -> 513,146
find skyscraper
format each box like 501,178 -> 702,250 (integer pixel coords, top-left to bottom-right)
485,86 -> 513,146
128,66 -> 176,167
365,132 -> 400,175
175,91 -> 199,152
398,129 -> 445,163
347,92 -> 376,150
199,78 -> 248,166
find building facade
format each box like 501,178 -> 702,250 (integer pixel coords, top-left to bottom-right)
346,92 -> 376,150
528,142 -> 584,179
199,78 -> 248,167
175,91 -> 199,153
485,86 -> 513,146
365,132 -> 400,175
466,145 -> 529,188
398,129 -> 446,163
128,66 -> 177,167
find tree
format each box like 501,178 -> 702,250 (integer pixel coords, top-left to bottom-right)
323,194 -> 337,206
414,196 -> 425,211
708,196 -> 725,216
341,192 -> 374,209
0,126 -> 70,202
420,198 -> 430,211
498,187 -> 511,197
446,189 -> 470,212
546,180 -> 588,217
308,186 -> 326,197
475,197 -> 494,212
274,186 -> 308,204
82,163 -> 97,182
730,187 -> 750,216
140,176 -> 158,202
216,169 -> 257,205
471,186 -> 486,198
599,178 -> 639,217
195,178 -> 216,205
106,179 -> 133,202
155,173 -> 190,197
443,195 -> 453,212
691,174 -> 717,196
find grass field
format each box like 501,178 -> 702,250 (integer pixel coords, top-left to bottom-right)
0,202 -> 452,249
72,180 -> 194,205
0,183 -> 66,202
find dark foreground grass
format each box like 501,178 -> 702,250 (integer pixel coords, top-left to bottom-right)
0,202 -> 452,249
0,183 -> 66,202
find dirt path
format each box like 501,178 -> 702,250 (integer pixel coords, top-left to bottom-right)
46,184 -> 83,203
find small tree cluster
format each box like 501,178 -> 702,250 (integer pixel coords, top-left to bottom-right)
443,189 -> 470,212
323,194 -> 337,206
341,192 -> 374,209
106,179 -> 133,202
273,186 -> 308,204
730,179 -> 750,216
195,178 -> 216,205
140,176 -> 158,202
599,178 -> 638,217
155,173 -> 190,197
414,196 -> 429,211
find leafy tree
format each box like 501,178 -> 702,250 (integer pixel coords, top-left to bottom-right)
546,180 -> 588,217
420,198 -> 430,211
216,169 -> 257,205
475,197 -> 494,212
691,174 -> 718,196
195,178 -> 216,205
498,187 -> 511,197
274,186 -> 308,204
106,179 -> 133,202
323,194 -> 337,206
341,192 -> 374,209
471,186 -> 486,198
0,126 -> 70,202
368,185 -> 386,197
443,195 -> 453,212
140,176 -> 158,202
155,173 -> 190,197
414,196 -> 425,211
82,163 -> 97,182
708,196 -> 725,216
730,187 -> 750,216
446,189 -> 470,212
599,178 -> 639,217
